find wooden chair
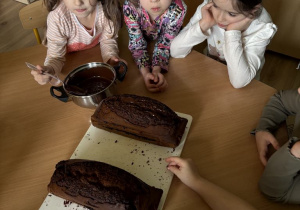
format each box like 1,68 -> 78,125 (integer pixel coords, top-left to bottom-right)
19,0 -> 48,44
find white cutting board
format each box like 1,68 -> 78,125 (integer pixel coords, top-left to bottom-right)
40,112 -> 192,210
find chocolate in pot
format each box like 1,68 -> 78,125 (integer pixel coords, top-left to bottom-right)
50,62 -> 127,109
66,76 -> 112,96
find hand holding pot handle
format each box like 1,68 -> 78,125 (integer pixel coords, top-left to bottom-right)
114,61 -> 127,81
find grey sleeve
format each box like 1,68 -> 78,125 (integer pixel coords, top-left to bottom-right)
256,89 -> 300,135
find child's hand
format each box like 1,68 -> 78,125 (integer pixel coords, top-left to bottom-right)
255,131 -> 280,166
142,72 -> 161,92
226,17 -> 253,31
140,67 -> 168,92
166,157 -> 201,189
107,56 -> 128,66
291,141 -> 300,158
152,66 -> 168,92
199,2 -> 216,33
31,65 -> 55,85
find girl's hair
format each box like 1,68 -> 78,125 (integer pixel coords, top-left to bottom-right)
126,0 -> 139,7
233,0 -> 263,18
43,0 -> 122,36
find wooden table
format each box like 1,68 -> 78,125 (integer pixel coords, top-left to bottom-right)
0,44 -> 297,210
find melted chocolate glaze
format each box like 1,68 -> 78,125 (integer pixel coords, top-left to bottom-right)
103,95 -> 178,127
48,160 -> 163,210
65,76 -> 112,96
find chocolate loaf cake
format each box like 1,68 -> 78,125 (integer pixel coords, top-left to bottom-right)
48,159 -> 163,210
91,94 -> 188,148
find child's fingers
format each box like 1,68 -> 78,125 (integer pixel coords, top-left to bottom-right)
36,65 -> 43,71
145,73 -> 154,80
259,152 -> 268,166
202,1 -> 213,12
240,17 -> 253,28
32,65 -> 44,74
227,17 -> 253,31
154,74 -> 168,91
157,73 -> 166,85
145,79 -> 160,92
108,56 -> 125,66
148,86 -> 160,92
31,70 -> 40,76
269,137 -> 280,150
35,74 -> 51,85
166,156 -> 184,166
110,56 -> 119,61
166,162 -> 178,167
205,2 -> 214,8
158,83 -> 168,92
147,73 -> 160,85
153,74 -> 159,83
167,164 -> 181,175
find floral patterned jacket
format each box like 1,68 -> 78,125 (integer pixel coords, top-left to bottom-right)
123,0 -> 186,71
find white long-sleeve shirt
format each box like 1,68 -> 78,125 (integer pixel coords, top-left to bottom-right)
170,0 -> 277,88
45,2 -> 119,76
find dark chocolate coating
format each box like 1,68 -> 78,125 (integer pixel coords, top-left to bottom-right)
48,159 -> 163,210
91,94 -> 188,148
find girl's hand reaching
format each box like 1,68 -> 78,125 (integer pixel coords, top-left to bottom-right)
166,156 -> 257,210
31,65 -> 56,85
227,17 -> 253,31
165,156 -> 201,190
199,2 -> 216,33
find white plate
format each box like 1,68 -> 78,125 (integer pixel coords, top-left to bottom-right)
40,112 -> 192,210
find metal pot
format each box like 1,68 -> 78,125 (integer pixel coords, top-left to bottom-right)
50,61 -> 127,109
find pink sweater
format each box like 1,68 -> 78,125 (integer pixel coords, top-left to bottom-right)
45,2 -> 119,75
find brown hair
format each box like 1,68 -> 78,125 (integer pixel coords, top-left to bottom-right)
126,0 -> 139,7
43,0 -> 122,36
233,0 -> 263,18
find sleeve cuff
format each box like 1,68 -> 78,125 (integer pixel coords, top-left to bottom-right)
224,30 -> 242,43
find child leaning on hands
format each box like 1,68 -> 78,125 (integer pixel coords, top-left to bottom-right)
123,0 -> 186,92
165,156 -> 257,210
170,0 -> 277,88
31,0 -> 125,85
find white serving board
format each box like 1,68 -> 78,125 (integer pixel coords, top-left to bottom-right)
40,112 -> 192,210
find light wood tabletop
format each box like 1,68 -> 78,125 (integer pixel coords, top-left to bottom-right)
0,44 -> 297,210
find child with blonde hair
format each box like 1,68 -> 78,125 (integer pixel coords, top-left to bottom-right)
31,0 -> 125,85
123,0 -> 186,92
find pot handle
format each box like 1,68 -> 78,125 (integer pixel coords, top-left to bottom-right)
114,61 -> 127,81
50,86 -> 69,102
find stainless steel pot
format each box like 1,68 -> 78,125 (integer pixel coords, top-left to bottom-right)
50,61 -> 127,109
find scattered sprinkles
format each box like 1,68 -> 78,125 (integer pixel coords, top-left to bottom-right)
63,200 -> 72,207
42,117 -> 190,209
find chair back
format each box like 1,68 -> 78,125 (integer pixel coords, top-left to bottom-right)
19,0 -> 48,44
